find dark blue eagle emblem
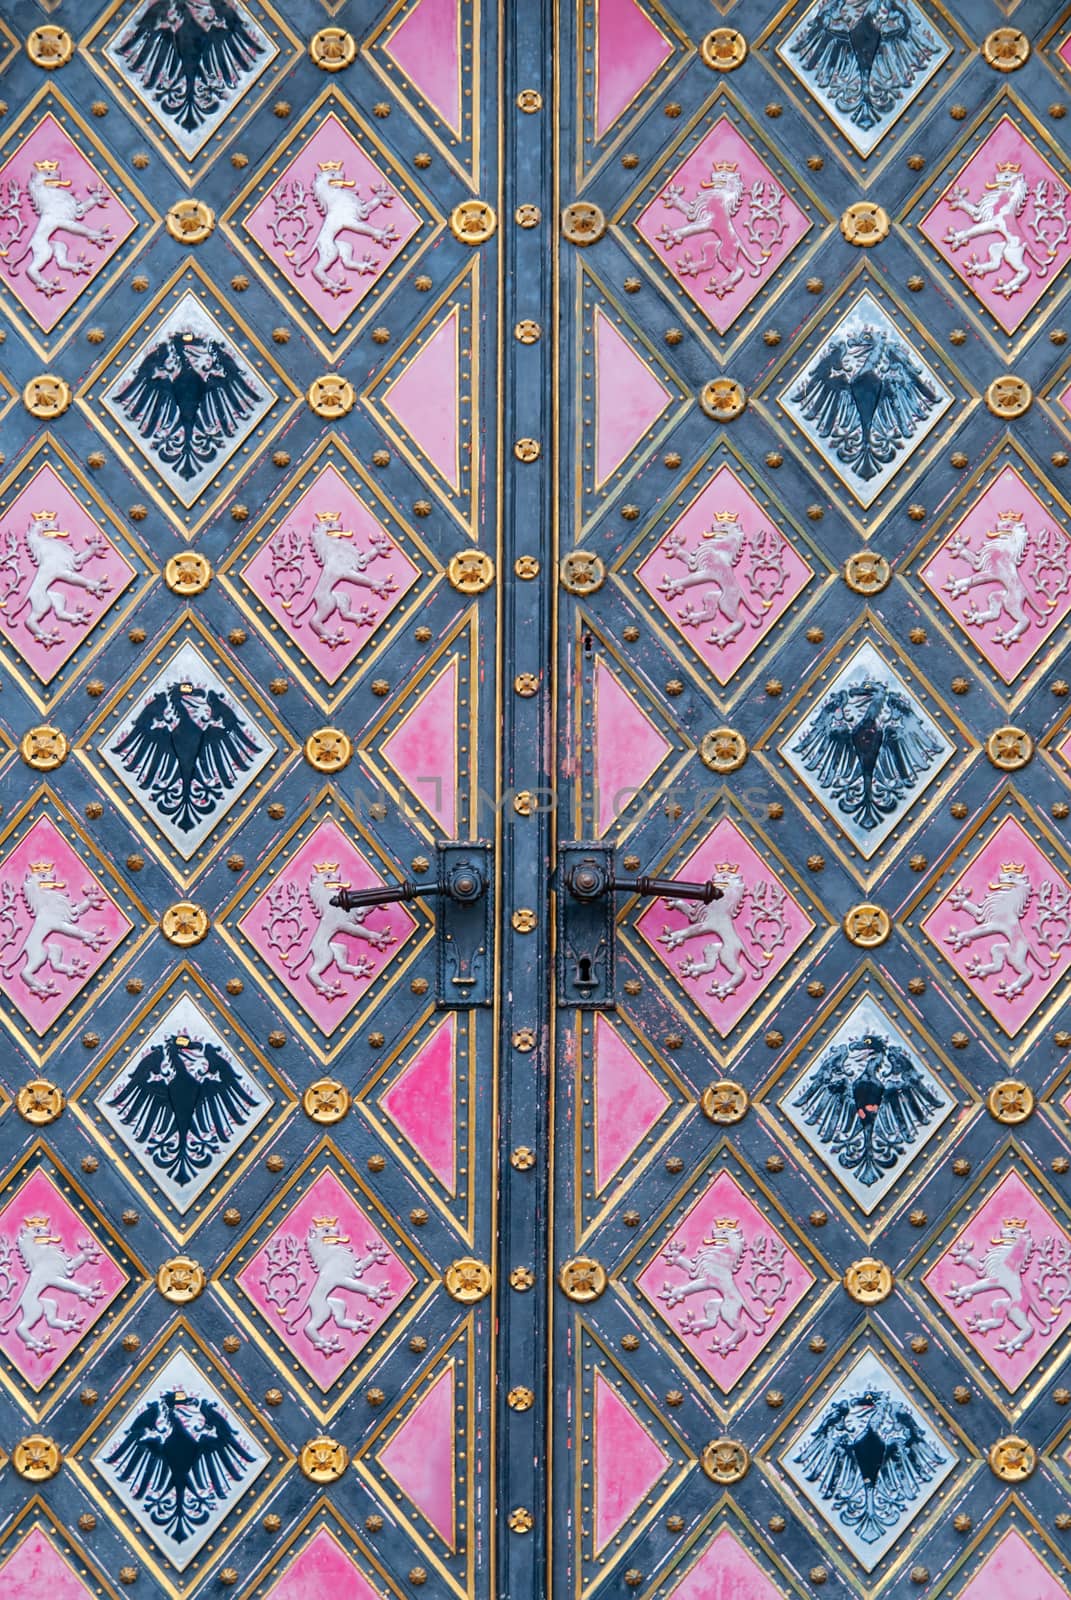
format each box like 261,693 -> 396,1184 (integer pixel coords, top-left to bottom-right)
791,675 -> 943,833
793,1387 -> 945,1545
106,1032 -> 261,1189
116,1 -> 266,138
109,679 -> 262,835
113,331 -> 262,483
788,1 -> 941,135
789,322 -> 942,484
103,1386 -> 256,1546
792,1033 -> 944,1187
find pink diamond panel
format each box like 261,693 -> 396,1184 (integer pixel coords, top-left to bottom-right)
0,1528 -> 97,1600
245,113 -> 422,333
636,464 -> 811,684
237,1169 -> 415,1391
242,463 -> 418,685
959,1531 -> 1067,1600
919,117 -> 1071,335
924,1170 -> 1071,1389
0,114 -> 136,334
238,818 -> 416,1036
0,463 -> 135,683
266,1527 -> 382,1600
0,1169 -> 126,1387
921,816 -> 1071,1036
635,118 -> 810,334
0,816 -> 131,1036
636,1169 -> 813,1391
636,817 -> 813,1037
919,465 -> 1069,683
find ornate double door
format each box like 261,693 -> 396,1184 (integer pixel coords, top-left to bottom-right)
0,3 -> 1071,1598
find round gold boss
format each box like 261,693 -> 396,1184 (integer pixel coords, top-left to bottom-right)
16,1079 -> 65,1124
161,902 -> 209,947
700,30 -> 748,71
302,1078 -> 351,1123
155,1255 -> 206,1303
843,904 -> 891,948
699,378 -> 747,420
20,725 -> 68,770
299,1436 -> 349,1482
701,1438 -> 750,1483
843,1257 -> 894,1304
166,199 -> 215,244
988,1435 -> 1036,1482
304,727 -> 353,772
23,374 -> 72,419
700,1081 -> 749,1124
450,200 -> 497,244
559,551 -> 605,595
844,552 -> 890,594
561,202 -> 606,245
26,26 -> 73,69
164,553 -> 212,595
840,202 -> 890,247
558,1256 -> 607,1302
700,728 -> 748,773
307,375 -> 356,418
12,1435 -> 62,1480
982,28 -> 1030,71
986,1080 -> 1034,1124
986,726 -> 1033,769
309,28 -> 357,71
985,375 -> 1032,419
448,550 -> 495,593
444,1258 -> 493,1302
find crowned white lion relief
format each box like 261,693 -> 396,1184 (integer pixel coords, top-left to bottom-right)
267,510 -> 397,650
0,1214 -> 103,1357
942,160 -> 1069,300
656,509 -> 785,647
657,1220 -> 791,1358
945,1217 -> 1071,1357
940,507 -> 1068,650
262,861 -> 396,1002
944,860 -> 1071,1001
655,160 -> 788,299
0,157 -> 113,299
658,863 -> 790,1000
268,161 -> 398,298
0,859 -> 109,1001
0,507 -> 112,650
259,1215 -> 395,1356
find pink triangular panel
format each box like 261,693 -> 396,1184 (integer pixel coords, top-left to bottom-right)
380,1014 -> 457,1193
269,1527 -> 382,1600
381,659 -> 458,835
595,0 -> 673,140
0,1530 -> 95,1600
669,1526 -> 783,1600
595,310 -> 671,488
379,1367 -> 456,1547
594,1371 -> 670,1553
385,0 -> 462,137
384,311 -> 460,491
595,660 -> 671,834
594,1014 -> 670,1191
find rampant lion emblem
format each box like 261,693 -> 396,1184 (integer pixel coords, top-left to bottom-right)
655,160 -> 787,298
944,861 -> 1071,1001
942,161 -> 1069,300
0,859 -> 109,1000
268,162 -> 398,298
940,508 -> 1067,650
656,509 -> 783,647
268,510 -> 398,648
657,1220 -> 790,1357
0,1214 -> 103,1356
262,861 -> 395,1001
0,158 -> 113,299
945,1217 -> 1071,1356
658,863 -> 788,1000
259,1215 -> 394,1355
0,508 -> 112,649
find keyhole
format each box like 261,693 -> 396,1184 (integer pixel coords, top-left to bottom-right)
582,632 -> 593,657
576,956 -> 593,986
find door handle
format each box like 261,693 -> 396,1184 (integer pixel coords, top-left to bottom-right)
331,841 -> 492,1008
555,843 -> 723,1008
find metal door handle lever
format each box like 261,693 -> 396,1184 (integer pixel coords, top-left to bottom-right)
563,860 -> 723,905
328,843 -> 491,1009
